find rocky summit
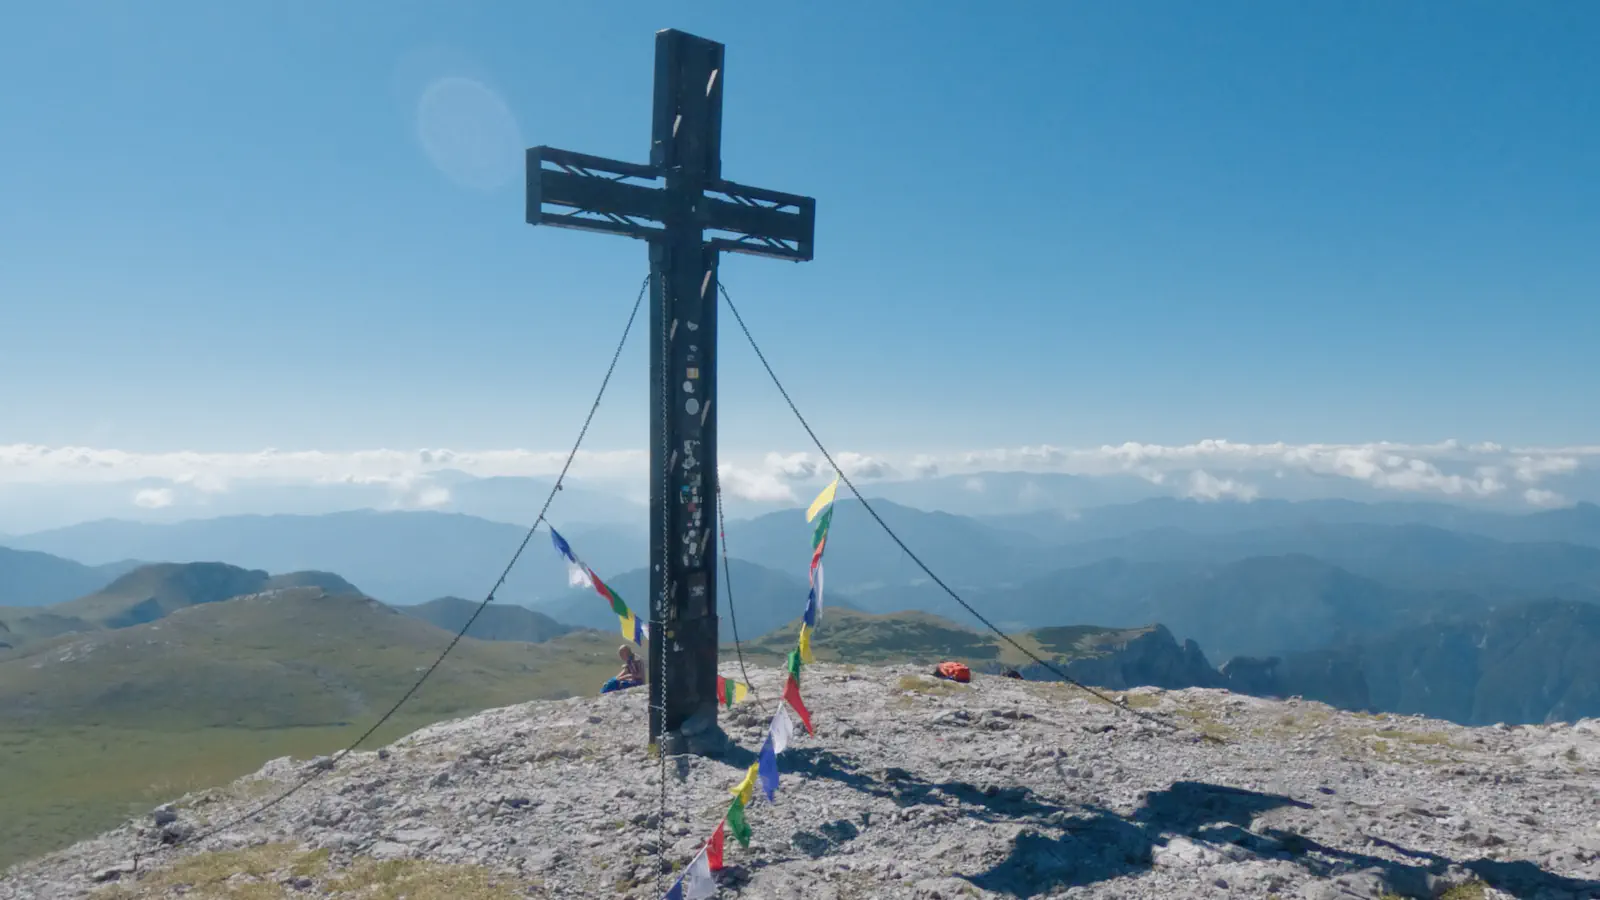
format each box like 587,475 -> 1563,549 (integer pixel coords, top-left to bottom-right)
5,665 -> 1600,900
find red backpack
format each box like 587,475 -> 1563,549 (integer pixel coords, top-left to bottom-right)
934,661 -> 971,683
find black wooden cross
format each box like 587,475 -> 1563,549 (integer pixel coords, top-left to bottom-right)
526,29 -> 816,749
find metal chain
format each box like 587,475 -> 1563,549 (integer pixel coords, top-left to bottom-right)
654,266 -> 671,896
718,280 -> 1216,743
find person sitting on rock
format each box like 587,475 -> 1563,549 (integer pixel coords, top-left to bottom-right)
601,644 -> 646,694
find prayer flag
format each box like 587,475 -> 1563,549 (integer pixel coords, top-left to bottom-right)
707,821 -> 726,871
549,527 -> 579,565
786,648 -> 803,681
783,675 -> 814,735
665,877 -> 684,900
730,762 -> 759,806
768,706 -> 794,755
726,796 -> 752,847
806,478 -> 838,523
684,848 -> 717,900
803,566 -> 824,627
716,676 -> 749,707
619,610 -> 645,646
757,733 -> 778,802
588,568 -> 631,617
798,623 -> 815,665
811,507 -> 833,549
568,564 -> 595,589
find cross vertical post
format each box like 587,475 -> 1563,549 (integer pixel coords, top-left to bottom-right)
525,28 -> 816,751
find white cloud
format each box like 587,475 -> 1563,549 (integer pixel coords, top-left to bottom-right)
834,452 -> 894,480
133,487 -> 174,509
762,452 -> 818,481
908,455 -> 940,479
0,445 -> 646,487
4,438 -> 1595,507
1185,470 -> 1259,502
1512,455 -> 1579,484
963,477 -> 986,493
411,486 -> 452,509
718,464 -> 796,503
1523,488 -> 1569,508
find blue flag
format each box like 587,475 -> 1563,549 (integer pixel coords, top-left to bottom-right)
757,735 -> 779,802
664,876 -> 685,900
549,527 -> 578,565
803,586 -> 818,627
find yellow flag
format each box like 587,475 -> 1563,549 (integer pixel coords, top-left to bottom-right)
806,477 -> 839,523
618,610 -> 637,643
730,762 -> 759,804
798,622 -> 816,665
733,681 -> 749,703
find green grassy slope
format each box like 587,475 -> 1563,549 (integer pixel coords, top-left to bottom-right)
0,588 -> 621,869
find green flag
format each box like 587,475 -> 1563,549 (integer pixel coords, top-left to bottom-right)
811,507 -> 833,549
787,648 -> 803,681
726,796 -> 752,847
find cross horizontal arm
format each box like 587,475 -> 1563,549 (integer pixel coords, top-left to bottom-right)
526,146 -> 666,241
527,146 -> 815,260
703,178 -> 815,261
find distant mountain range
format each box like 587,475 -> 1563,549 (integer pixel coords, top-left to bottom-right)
8,497 -> 1600,648
5,551 -> 1600,733
530,557 -> 858,643
2,510 -> 633,607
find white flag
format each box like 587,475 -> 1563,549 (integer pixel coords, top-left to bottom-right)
684,847 -> 717,899
567,563 -> 594,589
768,706 -> 794,755
813,564 -> 825,619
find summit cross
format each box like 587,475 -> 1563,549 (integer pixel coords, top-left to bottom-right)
525,28 -> 816,749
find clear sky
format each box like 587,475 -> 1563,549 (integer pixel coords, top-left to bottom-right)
3,0 -> 1597,461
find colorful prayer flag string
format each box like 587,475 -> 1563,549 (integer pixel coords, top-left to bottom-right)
660,476 -> 840,899
549,526 -> 649,646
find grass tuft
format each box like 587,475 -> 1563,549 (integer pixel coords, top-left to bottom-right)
896,674 -> 970,695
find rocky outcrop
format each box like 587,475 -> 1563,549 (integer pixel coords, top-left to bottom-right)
10,665 -> 1596,900
1217,655 -> 1280,695
1023,625 -> 1224,691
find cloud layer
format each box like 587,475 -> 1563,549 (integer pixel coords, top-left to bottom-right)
1,439 -> 1596,508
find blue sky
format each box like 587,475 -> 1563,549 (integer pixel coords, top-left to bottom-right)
3,0 -> 1596,461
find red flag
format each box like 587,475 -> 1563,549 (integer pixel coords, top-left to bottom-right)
782,675 -> 814,735
707,820 -> 726,871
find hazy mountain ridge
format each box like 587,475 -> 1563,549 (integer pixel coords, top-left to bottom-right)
0,563 -> 365,652
12,498 -> 1600,610
0,546 -> 140,608
4,511 -> 601,607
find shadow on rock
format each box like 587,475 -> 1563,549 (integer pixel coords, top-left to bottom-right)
963,781 -> 1599,900
784,747 -> 1066,824
966,782 -> 1307,897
